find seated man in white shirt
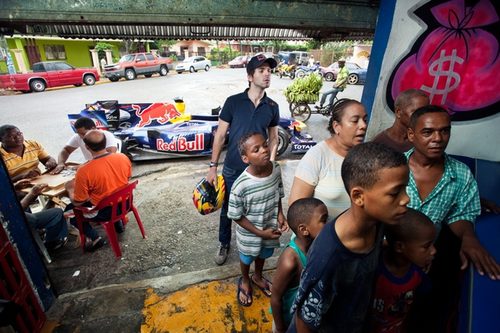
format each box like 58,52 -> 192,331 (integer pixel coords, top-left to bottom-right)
52,117 -> 118,173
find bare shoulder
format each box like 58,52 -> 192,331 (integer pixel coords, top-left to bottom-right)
276,246 -> 300,272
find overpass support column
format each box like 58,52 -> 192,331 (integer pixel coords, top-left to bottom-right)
90,49 -> 100,73
105,50 -> 113,65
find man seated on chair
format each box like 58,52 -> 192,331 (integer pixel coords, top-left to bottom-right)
0,125 -> 57,182
14,180 -> 68,251
66,130 -> 131,252
51,117 -> 118,174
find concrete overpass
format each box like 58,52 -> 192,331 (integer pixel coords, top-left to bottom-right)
0,0 -> 379,41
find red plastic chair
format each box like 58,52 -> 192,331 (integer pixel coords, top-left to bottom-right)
73,180 -> 146,258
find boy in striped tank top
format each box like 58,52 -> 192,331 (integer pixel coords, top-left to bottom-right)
228,132 -> 288,307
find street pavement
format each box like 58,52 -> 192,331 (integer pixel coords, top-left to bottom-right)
1,69 -> 363,332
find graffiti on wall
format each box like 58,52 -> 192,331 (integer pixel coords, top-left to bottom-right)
387,0 -> 499,121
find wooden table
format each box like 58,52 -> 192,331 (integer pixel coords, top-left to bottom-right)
23,167 -> 77,208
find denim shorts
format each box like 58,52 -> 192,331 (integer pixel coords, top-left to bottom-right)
239,247 -> 274,265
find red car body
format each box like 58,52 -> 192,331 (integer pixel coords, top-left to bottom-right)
0,61 -> 99,92
228,55 -> 250,68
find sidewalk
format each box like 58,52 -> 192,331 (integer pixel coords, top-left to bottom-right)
40,159 -> 301,333
43,258 -> 278,333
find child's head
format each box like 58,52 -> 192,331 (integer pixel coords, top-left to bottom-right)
238,132 -> 270,166
287,198 -> 328,239
385,208 -> 437,268
341,142 -> 410,225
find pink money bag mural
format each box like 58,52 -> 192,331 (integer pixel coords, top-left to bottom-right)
388,0 -> 500,121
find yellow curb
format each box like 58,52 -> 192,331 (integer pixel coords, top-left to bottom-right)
141,280 -> 273,333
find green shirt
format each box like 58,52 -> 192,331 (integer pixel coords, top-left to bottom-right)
335,66 -> 349,90
405,149 -> 480,231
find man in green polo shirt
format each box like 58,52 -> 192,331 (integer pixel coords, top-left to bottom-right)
404,105 -> 499,332
318,58 -> 349,109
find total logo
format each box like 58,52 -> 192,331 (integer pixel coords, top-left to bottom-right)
156,133 -> 204,152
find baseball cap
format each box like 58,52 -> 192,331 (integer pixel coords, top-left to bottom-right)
246,54 -> 277,74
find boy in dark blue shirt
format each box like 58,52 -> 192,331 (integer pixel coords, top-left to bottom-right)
288,142 -> 410,333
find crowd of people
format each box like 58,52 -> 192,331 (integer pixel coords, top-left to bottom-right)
0,113 -> 128,253
206,55 -> 499,333
2,53 -> 499,332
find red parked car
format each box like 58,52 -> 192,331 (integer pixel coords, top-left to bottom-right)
228,55 -> 250,68
0,61 -> 99,93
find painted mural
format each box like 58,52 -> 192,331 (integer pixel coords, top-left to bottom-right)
387,0 -> 499,121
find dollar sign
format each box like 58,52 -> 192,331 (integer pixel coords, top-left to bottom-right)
421,49 -> 463,105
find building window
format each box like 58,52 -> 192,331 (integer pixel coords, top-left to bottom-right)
44,45 -> 66,60
197,47 -> 206,56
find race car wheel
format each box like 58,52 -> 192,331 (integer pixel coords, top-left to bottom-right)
30,79 -> 46,92
125,69 -> 136,80
324,72 -> 334,81
159,65 -> 168,76
277,127 -> 290,157
83,74 -> 96,86
189,66 -> 195,73
348,73 -> 359,85
205,65 -> 210,72
109,77 -> 119,82
291,103 -> 312,122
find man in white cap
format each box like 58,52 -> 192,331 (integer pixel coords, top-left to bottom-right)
318,58 -> 349,109
206,53 -> 280,266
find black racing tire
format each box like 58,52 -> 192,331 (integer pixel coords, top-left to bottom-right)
291,103 -> 312,122
348,73 -> 359,85
189,66 -> 195,73
30,79 -> 46,92
277,127 -> 290,157
159,65 -> 168,76
109,77 -> 119,82
83,74 -> 96,86
204,65 -> 210,71
324,72 -> 334,81
144,74 -> 153,78
125,69 -> 136,80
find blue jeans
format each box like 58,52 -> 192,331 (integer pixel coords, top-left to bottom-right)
66,203 -> 125,241
319,87 -> 342,107
219,165 -> 244,247
25,208 -> 68,243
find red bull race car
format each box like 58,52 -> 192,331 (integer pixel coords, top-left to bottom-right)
68,98 -> 316,161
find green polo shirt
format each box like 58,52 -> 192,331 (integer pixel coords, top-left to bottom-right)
405,149 -> 480,230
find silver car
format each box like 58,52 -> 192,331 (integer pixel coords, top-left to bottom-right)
175,56 -> 211,74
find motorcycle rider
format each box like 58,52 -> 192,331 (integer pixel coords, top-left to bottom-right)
206,54 -> 280,266
317,58 -> 349,110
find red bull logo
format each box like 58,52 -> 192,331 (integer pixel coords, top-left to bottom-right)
134,103 -> 181,127
156,133 -> 205,152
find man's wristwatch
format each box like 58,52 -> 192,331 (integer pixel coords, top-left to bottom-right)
209,161 -> 218,168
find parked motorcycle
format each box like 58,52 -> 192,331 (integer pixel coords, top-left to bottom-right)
294,63 -> 321,79
277,63 -> 296,79
68,98 -> 316,161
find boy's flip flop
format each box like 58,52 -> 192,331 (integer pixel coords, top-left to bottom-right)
251,274 -> 272,297
237,277 -> 253,307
